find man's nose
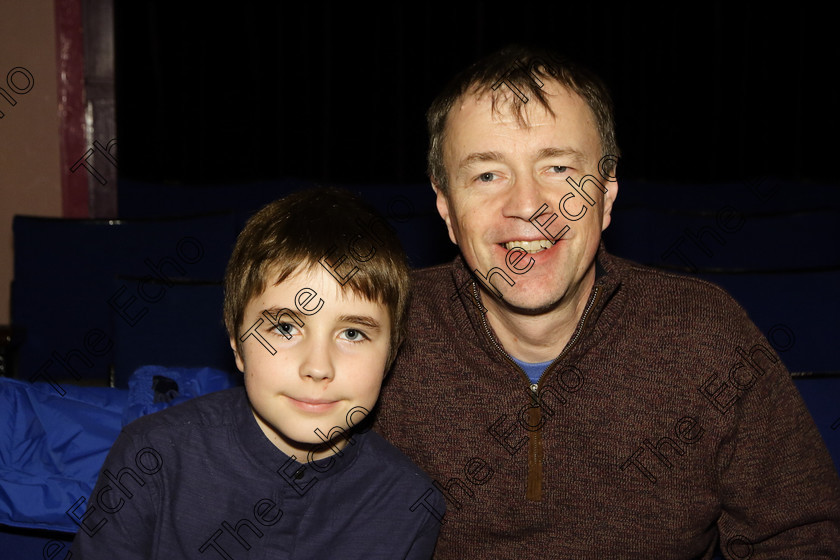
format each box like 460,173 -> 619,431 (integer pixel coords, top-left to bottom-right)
502,174 -> 547,221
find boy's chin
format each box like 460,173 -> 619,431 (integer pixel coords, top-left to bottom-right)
291,433 -> 354,461
280,424 -> 354,452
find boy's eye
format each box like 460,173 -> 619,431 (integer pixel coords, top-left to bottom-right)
272,322 -> 300,338
340,328 -> 368,343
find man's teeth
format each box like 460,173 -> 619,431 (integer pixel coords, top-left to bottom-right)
503,240 -> 552,253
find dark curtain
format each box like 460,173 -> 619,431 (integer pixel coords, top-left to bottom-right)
114,3 -> 839,186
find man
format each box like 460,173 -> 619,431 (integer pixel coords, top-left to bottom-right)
375,45 -> 840,558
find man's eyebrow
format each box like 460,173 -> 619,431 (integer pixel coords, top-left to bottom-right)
457,148 -> 586,171
338,315 -> 382,330
457,151 -> 505,170
535,147 -> 586,162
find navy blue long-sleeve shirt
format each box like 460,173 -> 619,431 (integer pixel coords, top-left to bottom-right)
69,387 -> 443,559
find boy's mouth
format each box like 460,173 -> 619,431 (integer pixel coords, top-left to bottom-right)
287,396 -> 340,412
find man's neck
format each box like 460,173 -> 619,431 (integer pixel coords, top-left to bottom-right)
480,268 -> 596,364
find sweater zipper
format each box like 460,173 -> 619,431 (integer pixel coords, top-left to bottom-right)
472,282 -> 601,501
540,285 -> 601,388
472,282 -> 601,395
471,282 -> 531,387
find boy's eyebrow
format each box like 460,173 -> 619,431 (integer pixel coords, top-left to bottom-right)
338,315 -> 382,330
258,309 -> 382,330
260,306 -> 303,324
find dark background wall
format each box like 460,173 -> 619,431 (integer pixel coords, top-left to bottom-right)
113,3 -> 839,187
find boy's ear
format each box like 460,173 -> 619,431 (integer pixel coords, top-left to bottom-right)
230,336 -> 245,373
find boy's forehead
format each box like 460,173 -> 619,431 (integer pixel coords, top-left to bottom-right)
252,263 -> 385,311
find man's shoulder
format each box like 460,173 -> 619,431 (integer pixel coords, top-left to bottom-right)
595,251 -> 768,347
407,261 -> 461,317
411,261 -> 455,290
606,252 -> 747,314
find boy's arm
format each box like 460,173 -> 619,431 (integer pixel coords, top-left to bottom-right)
68,430 -> 162,559
403,489 -> 445,560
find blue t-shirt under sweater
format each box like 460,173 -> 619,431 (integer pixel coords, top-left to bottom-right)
511,356 -> 555,384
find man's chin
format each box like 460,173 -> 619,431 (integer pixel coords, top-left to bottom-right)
485,288 -> 568,316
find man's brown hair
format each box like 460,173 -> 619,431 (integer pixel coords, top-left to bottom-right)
223,187 -> 411,369
427,44 -> 620,190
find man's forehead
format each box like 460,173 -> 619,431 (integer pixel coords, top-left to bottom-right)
442,81 -> 598,162
451,80 -> 581,128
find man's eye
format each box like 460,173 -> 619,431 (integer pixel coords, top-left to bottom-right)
477,172 -> 496,183
340,328 -> 368,343
551,166 -> 568,173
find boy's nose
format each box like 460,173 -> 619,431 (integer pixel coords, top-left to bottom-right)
299,339 -> 334,382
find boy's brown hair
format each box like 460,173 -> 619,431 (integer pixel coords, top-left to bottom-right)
223,187 -> 411,369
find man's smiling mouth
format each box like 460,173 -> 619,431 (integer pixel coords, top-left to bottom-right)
502,240 -> 553,254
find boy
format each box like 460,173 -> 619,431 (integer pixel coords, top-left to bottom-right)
70,187 -> 444,558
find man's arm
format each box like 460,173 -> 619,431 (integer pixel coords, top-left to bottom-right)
714,335 -> 840,557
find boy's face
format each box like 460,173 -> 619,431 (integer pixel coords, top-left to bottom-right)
231,265 -> 391,461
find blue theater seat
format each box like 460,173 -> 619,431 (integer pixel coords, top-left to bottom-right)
691,269 -> 839,374
118,179 -> 458,269
613,178 -> 840,214
117,178 -> 316,220
12,214 -> 238,384
793,375 -> 840,473
604,208 -> 840,271
110,277 -> 234,388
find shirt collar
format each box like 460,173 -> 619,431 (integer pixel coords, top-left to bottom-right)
232,387 -> 366,481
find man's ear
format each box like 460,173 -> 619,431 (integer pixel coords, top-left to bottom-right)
230,336 -> 245,373
432,181 -> 458,246
600,177 -> 619,232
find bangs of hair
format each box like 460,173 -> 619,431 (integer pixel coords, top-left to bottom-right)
224,187 -> 411,367
427,45 -> 619,190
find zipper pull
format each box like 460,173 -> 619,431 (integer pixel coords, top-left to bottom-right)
529,383 -> 541,406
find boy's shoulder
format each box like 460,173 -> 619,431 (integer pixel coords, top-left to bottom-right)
122,386 -> 246,439
352,429 -> 438,490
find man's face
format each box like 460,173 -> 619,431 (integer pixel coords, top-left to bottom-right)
434,80 -> 618,312
231,266 -> 390,460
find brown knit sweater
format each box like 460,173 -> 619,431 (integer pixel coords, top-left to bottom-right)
374,247 -> 840,559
